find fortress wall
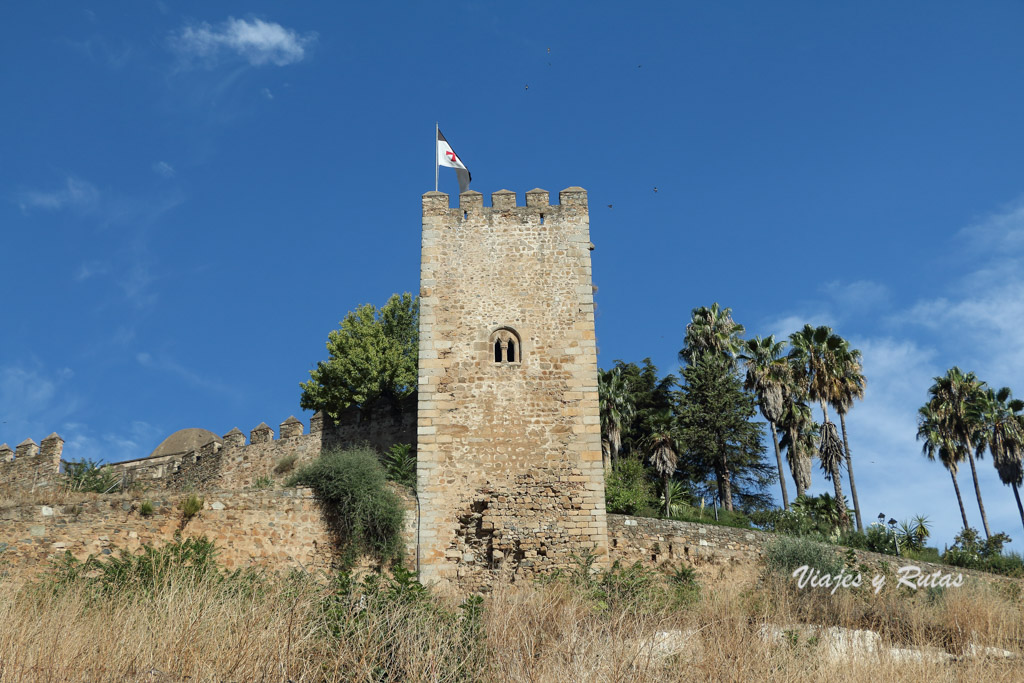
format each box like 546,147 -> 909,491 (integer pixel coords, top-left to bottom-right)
1,401 -> 416,497
0,486 -> 418,583
0,435 -> 64,498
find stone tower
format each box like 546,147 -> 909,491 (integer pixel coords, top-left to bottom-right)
417,187 -> 607,588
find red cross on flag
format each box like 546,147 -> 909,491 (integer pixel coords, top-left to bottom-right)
437,128 -> 472,193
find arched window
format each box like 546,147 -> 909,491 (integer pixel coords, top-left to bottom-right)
489,327 -> 522,365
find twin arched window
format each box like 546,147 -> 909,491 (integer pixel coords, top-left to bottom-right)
490,328 -> 521,364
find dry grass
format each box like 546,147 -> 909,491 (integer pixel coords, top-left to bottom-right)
0,555 -> 1022,682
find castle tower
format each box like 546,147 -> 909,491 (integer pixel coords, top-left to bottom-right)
417,187 -> 607,588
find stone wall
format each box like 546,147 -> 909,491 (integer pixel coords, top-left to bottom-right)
0,434 -> 64,498
44,403 -> 418,495
607,514 -> 1022,588
0,486 -> 418,583
417,188 -> 607,589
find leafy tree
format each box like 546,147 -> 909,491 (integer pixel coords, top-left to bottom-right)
610,358 -> 676,458
925,367 -> 992,538
978,387 -> 1024,533
604,456 -> 660,516
739,335 -> 792,509
677,355 -> 771,512
643,409 -> 681,516
300,293 -> 418,421
598,367 -> 635,470
917,401 -> 972,531
788,324 -> 850,528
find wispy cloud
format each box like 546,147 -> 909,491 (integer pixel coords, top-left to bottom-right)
75,261 -> 109,281
60,420 -> 163,464
135,352 -> 239,399
171,17 -> 316,67
0,362 -> 78,447
152,161 -> 176,178
18,176 -> 99,213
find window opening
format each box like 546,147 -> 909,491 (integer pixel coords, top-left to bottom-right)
494,340 -> 503,363
507,340 -> 516,363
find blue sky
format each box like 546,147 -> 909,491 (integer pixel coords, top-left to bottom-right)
3,2 -> 1024,551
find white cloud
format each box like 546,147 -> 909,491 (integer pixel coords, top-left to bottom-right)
136,352 -> 239,399
60,420 -> 163,465
0,363 -> 78,448
759,312 -> 838,342
822,280 -> 889,313
261,87 -> 274,100
18,176 -> 99,213
172,17 -> 316,67
152,161 -> 175,178
75,261 -> 109,281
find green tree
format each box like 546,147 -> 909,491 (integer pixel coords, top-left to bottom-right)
300,293 -> 418,421
978,387 -> 1024,533
778,395 -> 817,500
643,409 -> 681,517
788,324 -> 849,529
739,335 -> 792,509
831,339 -> 867,531
610,358 -> 676,458
598,367 -> 635,470
925,367 -> 992,539
677,355 -> 770,512
917,401 -> 971,532
679,303 -> 745,366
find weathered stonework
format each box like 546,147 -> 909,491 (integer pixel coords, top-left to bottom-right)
417,187 -> 607,589
0,486 -> 418,583
0,434 -> 63,497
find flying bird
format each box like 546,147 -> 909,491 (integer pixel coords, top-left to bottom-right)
653,187 -> 658,193
525,84 -> 529,91
607,204 -> 613,209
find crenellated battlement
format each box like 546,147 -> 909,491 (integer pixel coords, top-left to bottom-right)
421,187 -> 588,223
0,433 -> 65,495
1,401 -> 415,498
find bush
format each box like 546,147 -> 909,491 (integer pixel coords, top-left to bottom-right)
273,454 -> 298,475
47,535 -> 255,597
383,443 -> 416,490
251,476 -> 274,490
605,457 -> 659,516
669,503 -> 753,529
179,495 -> 204,521
763,535 -> 843,579
64,459 -> 120,494
287,446 -> 405,564
943,527 -> 1024,576
139,500 -> 155,517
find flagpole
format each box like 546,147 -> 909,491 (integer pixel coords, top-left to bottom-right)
434,122 -> 439,192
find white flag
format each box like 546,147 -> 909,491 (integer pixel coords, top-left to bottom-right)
437,128 -> 471,193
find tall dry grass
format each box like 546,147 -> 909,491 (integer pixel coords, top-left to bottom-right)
0,554 -> 1022,682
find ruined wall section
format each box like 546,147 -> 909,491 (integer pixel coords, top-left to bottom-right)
0,434 -> 64,498
417,188 -> 607,589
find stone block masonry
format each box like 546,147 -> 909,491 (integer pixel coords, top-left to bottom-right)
417,187 -> 607,589
0,486 -> 418,583
0,434 -> 64,497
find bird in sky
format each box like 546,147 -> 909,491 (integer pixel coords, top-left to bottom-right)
607,204 -> 613,209
653,187 -> 658,193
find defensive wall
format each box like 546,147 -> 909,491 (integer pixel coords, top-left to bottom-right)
2,500 -> 1015,590
0,399 -> 415,498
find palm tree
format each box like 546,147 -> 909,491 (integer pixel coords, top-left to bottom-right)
789,324 -> 849,528
679,303 -> 746,365
739,335 -> 792,509
831,340 -> 867,531
644,409 -> 681,517
926,367 -> 992,539
778,395 -> 817,500
598,367 -> 634,471
978,387 -> 1024,532
917,402 -> 971,531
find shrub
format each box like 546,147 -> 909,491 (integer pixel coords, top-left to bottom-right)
251,476 -> 274,490
179,494 -> 204,521
287,446 -> 405,564
64,459 -> 121,494
763,535 -> 843,579
139,500 -> 155,517
47,535 -> 260,597
383,443 -> 416,490
273,454 -> 298,475
943,527 -> 1024,576
604,457 -> 659,516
